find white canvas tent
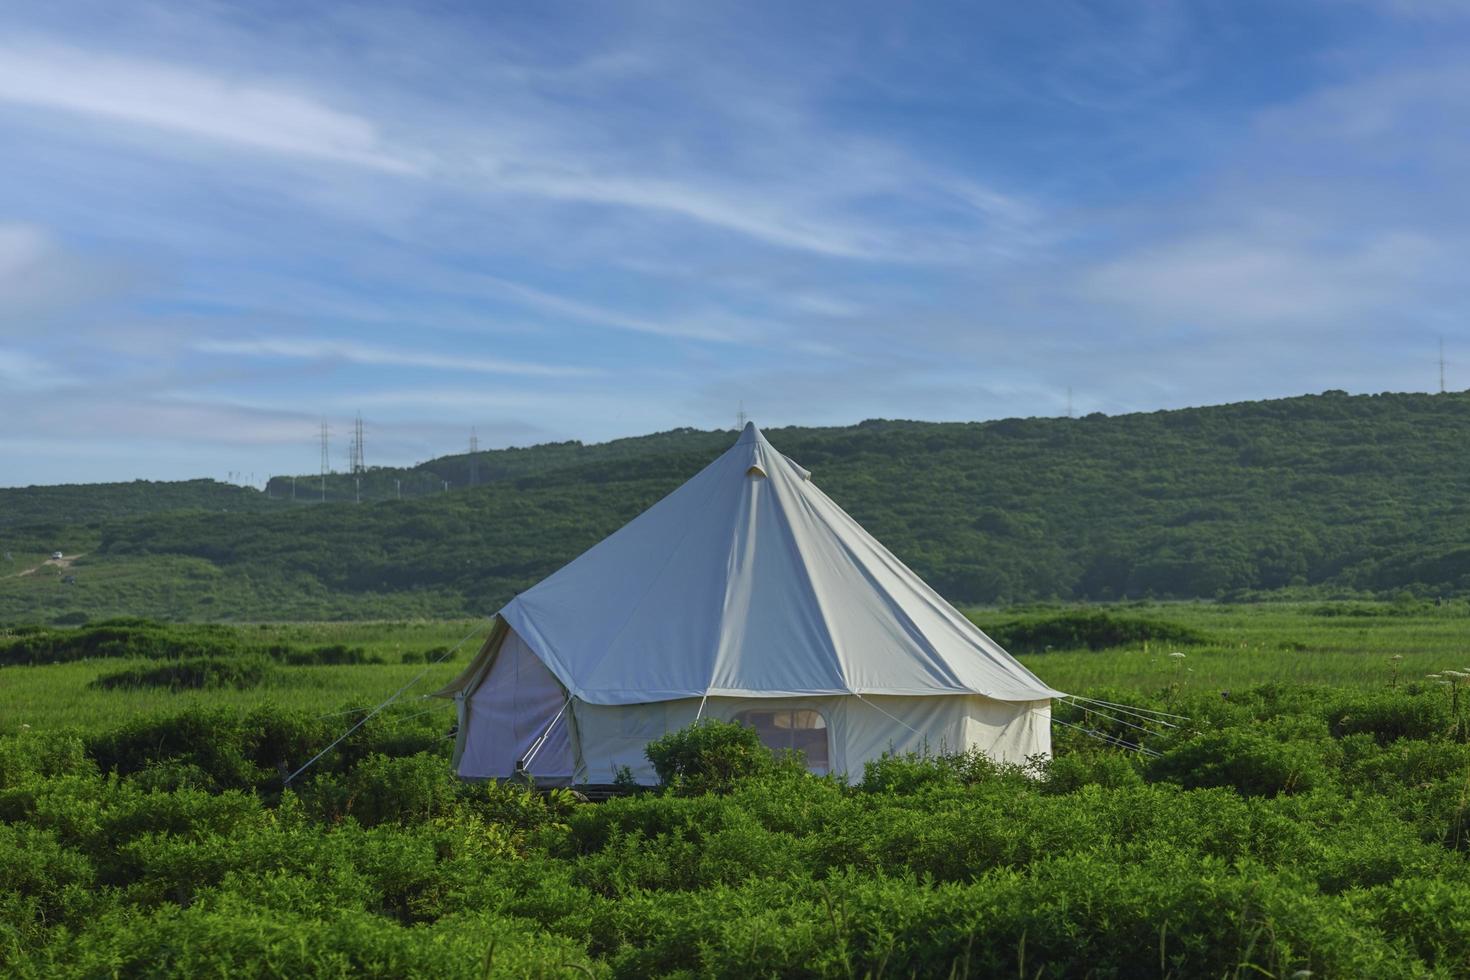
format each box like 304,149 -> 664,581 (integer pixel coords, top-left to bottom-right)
436,423 -> 1062,785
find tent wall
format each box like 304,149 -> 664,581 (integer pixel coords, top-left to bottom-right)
570,697 -> 704,784
570,693 -> 1051,785
457,629 -> 573,782
840,695 -> 1051,770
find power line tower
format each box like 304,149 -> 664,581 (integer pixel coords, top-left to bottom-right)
349,412 -> 366,475
319,421 -> 330,502
468,428 -> 480,487
1440,337 -> 1447,394
737,401 -> 747,430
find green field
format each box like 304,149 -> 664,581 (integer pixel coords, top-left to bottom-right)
0,620 -> 485,731
1004,600 -> 1470,694
7,602 -> 1468,732
8,603 -> 1470,976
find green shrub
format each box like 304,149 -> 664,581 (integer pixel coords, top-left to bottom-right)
644,719 -> 773,795
303,752 -> 461,827
90,654 -> 277,691
0,621 -> 390,669
40,903 -> 600,979
16,677 -> 1470,976
1363,876 -> 1470,974
0,619 -> 244,666
1328,691 -> 1452,743
474,781 -> 581,834
1041,750 -> 1146,794
269,644 -> 383,666
86,705 -> 323,791
1148,727 -> 1335,796
0,823 -> 101,935
860,747 -> 1032,794
0,730 -> 91,790
976,610 -> 1211,653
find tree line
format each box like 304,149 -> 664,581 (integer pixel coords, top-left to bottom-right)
5,390 -> 1470,620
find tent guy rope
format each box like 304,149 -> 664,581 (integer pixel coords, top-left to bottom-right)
1067,694 -> 1190,725
1061,700 -> 1169,741
283,618 -> 493,787
1051,716 -> 1163,758
853,692 -> 927,739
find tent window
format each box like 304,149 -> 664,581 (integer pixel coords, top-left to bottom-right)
732,709 -> 829,774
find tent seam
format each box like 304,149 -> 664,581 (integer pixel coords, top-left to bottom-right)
764,458 -> 854,694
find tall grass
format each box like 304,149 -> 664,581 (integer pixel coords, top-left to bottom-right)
995,601 -> 1470,694
0,620 -> 482,731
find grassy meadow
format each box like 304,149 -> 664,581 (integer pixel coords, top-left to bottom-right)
0,619 -> 486,731
9,602 -> 1470,977
1002,600 -> 1470,694
5,601 -> 1467,733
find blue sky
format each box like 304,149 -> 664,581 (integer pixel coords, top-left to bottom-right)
2,0 -> 1467,486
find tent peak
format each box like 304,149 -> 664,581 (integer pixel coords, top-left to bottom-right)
736,420 -> 761,444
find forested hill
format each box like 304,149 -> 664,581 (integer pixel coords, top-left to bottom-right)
1,479 -> 281,529
4,389 -> 1470,622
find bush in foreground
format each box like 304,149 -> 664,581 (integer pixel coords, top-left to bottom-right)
7,684 -> 1470,976
644,719 -> 777,795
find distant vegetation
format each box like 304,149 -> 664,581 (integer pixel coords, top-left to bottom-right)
974,609 -> 1211,653
90,655 -> 277,691
4,390 -> 1470,621
0,619 -> 385,668
0,477 -> 284,524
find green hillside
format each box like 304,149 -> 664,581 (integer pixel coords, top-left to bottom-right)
4,390 -> 1470,622
0,478 -> 294,523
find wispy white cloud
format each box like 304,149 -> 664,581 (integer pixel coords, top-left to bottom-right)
0,41 -> 420,173
0,23 -> 1040,264
0,223 -> 47,279
495,170 -> 894,260
0,347 -> 75,390
0,223 -> 133,332
1081,231 -> 1441,328
193,337 -> 598,378
784,293 -> 864,319
0,23 -> 1045,272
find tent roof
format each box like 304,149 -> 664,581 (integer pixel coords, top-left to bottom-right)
491,423 -> 1061,705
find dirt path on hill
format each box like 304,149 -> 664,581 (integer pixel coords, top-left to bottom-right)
10,553 -> 85,577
